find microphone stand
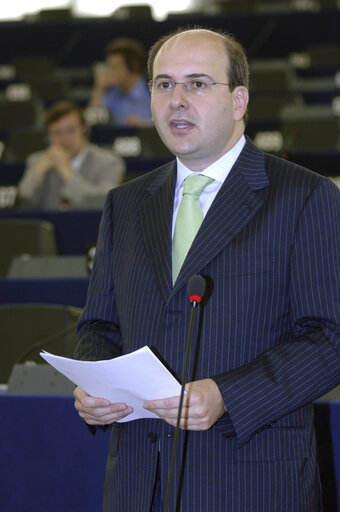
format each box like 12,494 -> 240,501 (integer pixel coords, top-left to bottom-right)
163,298 -> 200,512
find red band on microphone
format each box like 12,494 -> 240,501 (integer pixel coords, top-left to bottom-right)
189,294 -> 202,303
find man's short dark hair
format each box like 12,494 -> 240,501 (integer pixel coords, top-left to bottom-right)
106,37 -> 147,75
45,101 -> 85,127
147,27 -> 249,90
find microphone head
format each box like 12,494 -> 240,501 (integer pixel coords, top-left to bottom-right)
187,274 -> 206,304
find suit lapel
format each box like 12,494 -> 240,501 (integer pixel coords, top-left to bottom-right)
137,140 -> 270,302
171,139 -> 270,297
138,162 -> 176,301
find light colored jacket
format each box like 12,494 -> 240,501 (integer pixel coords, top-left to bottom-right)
18,143 -> 126,209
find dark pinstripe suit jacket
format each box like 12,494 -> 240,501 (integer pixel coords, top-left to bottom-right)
75,138 -> 340,512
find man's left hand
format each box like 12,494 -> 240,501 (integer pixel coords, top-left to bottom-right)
143,378 -> 227,430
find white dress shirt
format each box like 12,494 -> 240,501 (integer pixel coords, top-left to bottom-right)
71,146 -> 89,172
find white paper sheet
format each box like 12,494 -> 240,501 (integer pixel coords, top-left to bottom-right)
40,346 -> 182,422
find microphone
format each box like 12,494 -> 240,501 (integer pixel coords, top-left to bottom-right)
163,274 -> 206,512
187,274 -> 206,307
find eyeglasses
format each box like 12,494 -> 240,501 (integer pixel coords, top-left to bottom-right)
49,125 -> 81,138
148,78 -> 230,95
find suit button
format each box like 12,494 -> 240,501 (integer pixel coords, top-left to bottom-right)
148,432 -> 157,443
263,423 -> 274,429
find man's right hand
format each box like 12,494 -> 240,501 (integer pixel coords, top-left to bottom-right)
31,144 -> 71,185
73,386 -> 133,426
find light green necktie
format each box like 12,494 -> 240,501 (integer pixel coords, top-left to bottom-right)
172,174 -> 213,284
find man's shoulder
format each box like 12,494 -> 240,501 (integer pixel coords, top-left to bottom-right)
264,151 -> 325,185
244,137 -> 323,184
262,151 -> 340,204
26,149 -> 46,163
243,138 -> 336,199
86,143 -> 122,162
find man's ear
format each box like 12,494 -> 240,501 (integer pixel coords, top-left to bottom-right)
233,86 -> 249,121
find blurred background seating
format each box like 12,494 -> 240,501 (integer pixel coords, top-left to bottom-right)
0,208 -> 101,252
0,0 -> 338,389
0,218 -> 58,276
0,5 -> 339,512
4,128 -> 47,161
0,7 -> 338,202
0,6 -> 338,284
7,255 -> 89,278
0,5 -> 338,302
0,99 -> 43,130
0,303 -> 82,383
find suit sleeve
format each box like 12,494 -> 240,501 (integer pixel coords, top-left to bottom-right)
17,153 -> 44,203
74,189 -> 123,362
212,178 -> 340,447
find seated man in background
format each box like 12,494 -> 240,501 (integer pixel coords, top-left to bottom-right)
329,176 -> 340,189
89,37 -> 152,127
18,101 -> 126,209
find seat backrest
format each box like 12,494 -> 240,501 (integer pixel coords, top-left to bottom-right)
282,117 -> 340,152
0,303 -> 82,383
112,4 -> 153,19
7,255 -> 89,278
6,129 -> 47,161
307,44 -> 340,69
138,127 -> 172,157
13,57 -> 54,79
250,67 -> 291,93
27,76 -> 70,102
248,92 -> 303,121
0,100 -> 41,130
0,219 -> 58,276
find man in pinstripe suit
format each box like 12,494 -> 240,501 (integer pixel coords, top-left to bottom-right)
73,28 -> 340,511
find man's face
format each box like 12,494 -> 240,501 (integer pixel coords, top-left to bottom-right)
150,31 -> 248,171
47,112 -> 87,157
106,53 -> 131,88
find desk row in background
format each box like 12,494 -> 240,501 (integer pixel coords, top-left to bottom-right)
0,153 -> 173,209
0,210 -> 101,278
1,112 -> 340,162
0,395 -> 339,512
0,149 -> 339,210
